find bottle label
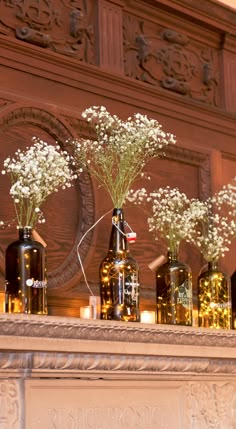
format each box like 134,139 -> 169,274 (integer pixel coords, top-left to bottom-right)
209,302 -> 230,309
26,279 -> 47,288
177,279 -> 192,309
125,273 -> 140,303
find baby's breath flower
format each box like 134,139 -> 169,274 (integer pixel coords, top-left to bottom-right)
189,185 -> 236,262
127,186 -> 201,253
2,137 -> 79,228
69,106 -> 176,207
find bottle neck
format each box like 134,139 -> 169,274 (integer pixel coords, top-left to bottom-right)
19,227 -> 32,240
167,250 -> 178,262
109,208 -> 128,254
208,260 -> 219,271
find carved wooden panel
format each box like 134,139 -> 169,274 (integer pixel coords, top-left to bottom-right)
0,0 -> 96,63
97,0 -> 124,73
123,13 -> 220,106
222,34 -> 236,114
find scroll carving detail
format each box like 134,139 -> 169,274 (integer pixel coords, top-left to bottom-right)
123,15 -> 220,106
1,0 -> 95,63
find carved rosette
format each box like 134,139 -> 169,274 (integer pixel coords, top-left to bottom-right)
123,14 -> 220,106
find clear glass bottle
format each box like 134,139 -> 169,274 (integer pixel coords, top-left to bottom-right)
5,227 -> 47,314
99,208 -> 140,321
156,249 -> 193,325
231,270 -> 236,329
198,261 -> 231,329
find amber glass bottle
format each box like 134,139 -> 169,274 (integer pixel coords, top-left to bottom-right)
156,250 -> 192,325
5,227 -> 47,314
198,261 -> 231,329
231,270 -> 236,329
100,208 -> 140,321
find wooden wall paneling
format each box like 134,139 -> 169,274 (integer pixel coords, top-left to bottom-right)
123,0 -> 222,108
220,153 -> 236,277
97,0 -> 124,73
221,34 -> 236,114
0,0 -> 97,64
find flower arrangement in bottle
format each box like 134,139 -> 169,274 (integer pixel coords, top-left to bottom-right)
127,186 -> 203,253
188,184 -> 236,329
2,136 -> 78,229
69,106 -> 176,321
127,186 -> 204,325
1,137 -> 78,315
70,106 -> 176,207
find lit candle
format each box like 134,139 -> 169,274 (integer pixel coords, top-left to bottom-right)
0,292 -> 5,313
140,310 -> 156,324
80,306 -> 91,319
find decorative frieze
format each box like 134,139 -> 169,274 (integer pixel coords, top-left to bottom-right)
1,0 -> 96,63
123,14 -> 220,106
0,313 -> 235,349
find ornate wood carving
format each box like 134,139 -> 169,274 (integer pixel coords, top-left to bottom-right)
123,14 -> 220,106
0,0 -> 96,63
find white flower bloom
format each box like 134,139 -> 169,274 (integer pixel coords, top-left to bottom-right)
69,106 -> 176,207
2,137 -> 79,228
127,183 -> 236,260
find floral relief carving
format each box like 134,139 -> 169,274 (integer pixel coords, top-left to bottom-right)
0,380 -> 21,428
185,382 -> 236,428
0,0 -> 95,63
123,15 -> 220,106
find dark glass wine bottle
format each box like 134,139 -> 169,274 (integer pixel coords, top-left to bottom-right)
198,261 -> 231,329
5,227 -> 47,314
100,208 -> 140,321
156,250 -> 192,325
231,270 -> 236,329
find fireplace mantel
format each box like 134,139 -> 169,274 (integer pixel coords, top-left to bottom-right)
1,313 -> 236,428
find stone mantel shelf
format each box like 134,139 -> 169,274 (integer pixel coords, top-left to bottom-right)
1,313 -> 236,380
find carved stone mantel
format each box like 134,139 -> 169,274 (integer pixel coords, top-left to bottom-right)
1,313 -> 236,428
1,313 -> 236,375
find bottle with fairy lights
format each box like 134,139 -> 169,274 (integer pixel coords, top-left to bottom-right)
156,248 -> 193,326
5,226 -> 47,314
99,208 -> 140,321
198,260 -> 231,329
